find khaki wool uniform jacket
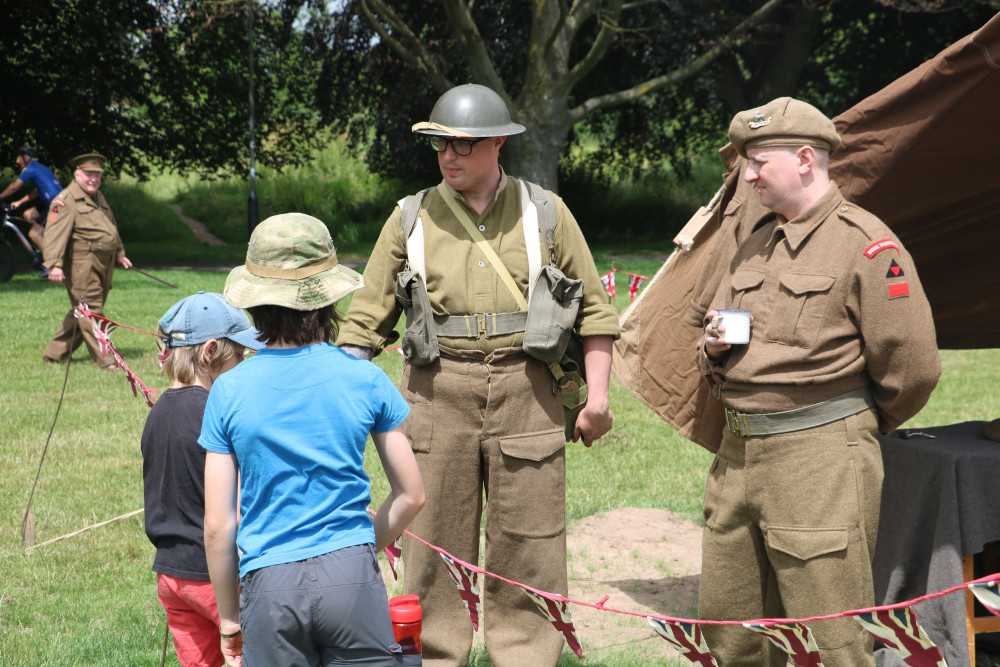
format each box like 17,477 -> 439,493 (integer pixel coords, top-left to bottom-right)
695,183 -> 940,433
693,183 -> 940,666
42,181 -> 124,365
338,171 -> 620,352
338,171 -> 618,667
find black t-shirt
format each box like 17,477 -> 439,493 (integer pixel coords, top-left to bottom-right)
141,385 -> 212,580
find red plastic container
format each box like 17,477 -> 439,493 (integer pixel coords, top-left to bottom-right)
389,594 -> 423,655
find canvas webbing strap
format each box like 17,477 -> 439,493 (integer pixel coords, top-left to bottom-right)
435,181 -> 528,310
724,386 -> 875,437
434,311 -> 528,338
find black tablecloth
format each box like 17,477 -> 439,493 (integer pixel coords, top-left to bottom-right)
874,421 -> 1000,667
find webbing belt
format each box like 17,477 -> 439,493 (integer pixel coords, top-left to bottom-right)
434,311 -> 528,338
724,386 -> 875,437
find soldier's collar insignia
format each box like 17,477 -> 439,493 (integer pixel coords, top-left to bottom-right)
748,112 -> 771,129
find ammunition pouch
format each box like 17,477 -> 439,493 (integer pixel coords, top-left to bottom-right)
522,265 -> 584,363
395,270 -> 440,366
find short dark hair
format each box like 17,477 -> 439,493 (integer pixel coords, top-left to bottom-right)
16,145 -> 38,159
247,304 -> 341,347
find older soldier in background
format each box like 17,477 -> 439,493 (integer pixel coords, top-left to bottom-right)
42,153 -> 132,369
695,98 -> 940,666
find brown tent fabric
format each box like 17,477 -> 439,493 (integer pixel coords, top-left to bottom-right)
613,12 -> 1000,451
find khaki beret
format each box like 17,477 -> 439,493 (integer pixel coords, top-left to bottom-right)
71,153 -> 107,172
728,97 -> 841,158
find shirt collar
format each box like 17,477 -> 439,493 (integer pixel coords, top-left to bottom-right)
777,183 -> 843,252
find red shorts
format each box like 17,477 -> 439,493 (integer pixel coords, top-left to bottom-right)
156,573 -> 224,667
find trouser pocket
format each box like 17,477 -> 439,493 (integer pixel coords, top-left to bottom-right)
494,428 -> 566,538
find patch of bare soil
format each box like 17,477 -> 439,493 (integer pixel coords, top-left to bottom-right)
565,508 -> 702,660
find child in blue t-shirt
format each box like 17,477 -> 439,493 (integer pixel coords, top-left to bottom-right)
141,291 -> 262,667
202,213 -> 425,667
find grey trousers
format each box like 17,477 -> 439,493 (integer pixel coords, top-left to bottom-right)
240,544 -> 399,667
698,408 -> 883,667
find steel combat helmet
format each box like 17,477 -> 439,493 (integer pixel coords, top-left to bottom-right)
412,84 -> 525,138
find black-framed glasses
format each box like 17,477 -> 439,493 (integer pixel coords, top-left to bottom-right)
428,136 -> 487,156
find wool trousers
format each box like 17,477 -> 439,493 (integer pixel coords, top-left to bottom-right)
698,408 -> 883,666
400,346 -> 567,667
44,243 -> 116,365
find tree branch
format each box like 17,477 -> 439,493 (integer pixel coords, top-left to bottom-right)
568,0 -> 786,122
566,0 -> 626,89
359,0 -> 451,92
440,0 -> 507,95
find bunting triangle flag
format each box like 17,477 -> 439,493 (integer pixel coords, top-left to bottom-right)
600,271 -> 616,300
383,535 -> 402,580
647,617 -> 719,666
969,580 -> 1000,617
628,274 -> 645,302
439,553 -> 483,631
522,588 -> 584,658
743,622 -> 824,667
855,608 -> 946,666
75,303 -> 158,407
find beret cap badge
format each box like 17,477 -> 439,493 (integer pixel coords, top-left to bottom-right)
748,111 -> 771,130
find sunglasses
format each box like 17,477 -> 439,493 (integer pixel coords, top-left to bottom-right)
427,136 -> 488,156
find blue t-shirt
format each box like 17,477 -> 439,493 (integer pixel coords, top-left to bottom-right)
19,161 -> 63,207
199,343 -> 410,578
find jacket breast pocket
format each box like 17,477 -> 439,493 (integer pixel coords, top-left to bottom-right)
729,268 -> 765,309
765,273 -> 835,348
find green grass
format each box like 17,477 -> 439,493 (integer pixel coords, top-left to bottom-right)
2,147 -> 996,665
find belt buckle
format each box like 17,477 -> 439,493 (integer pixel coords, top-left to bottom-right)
725,408 -> 750,436
476,313 -> 487,337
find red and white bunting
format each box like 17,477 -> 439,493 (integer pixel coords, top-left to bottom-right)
744,622 -> 824,667
439,553 -> 483,631
855,608 -> 946,666
522,588 -> 583,658
647,617 -> 718,666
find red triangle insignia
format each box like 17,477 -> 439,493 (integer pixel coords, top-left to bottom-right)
886,259 -> 904,278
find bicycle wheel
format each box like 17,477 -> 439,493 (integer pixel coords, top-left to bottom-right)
0,236 -> 16,282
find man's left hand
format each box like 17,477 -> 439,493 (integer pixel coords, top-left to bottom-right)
573,401 -> 613,448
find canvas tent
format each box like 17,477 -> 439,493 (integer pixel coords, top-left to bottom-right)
613,11 -> 1000,453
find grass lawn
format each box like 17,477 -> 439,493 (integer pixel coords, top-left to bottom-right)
2,257 -> 995,666
2,149 -> 996,664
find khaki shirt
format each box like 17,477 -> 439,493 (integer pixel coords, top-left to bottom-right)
696,183 -> 940,432
339,171 -> 620,353
42,181 -> 124,270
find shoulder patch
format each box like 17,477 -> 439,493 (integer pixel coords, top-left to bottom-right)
864,239 -> 899,258
888,282 -> 910,299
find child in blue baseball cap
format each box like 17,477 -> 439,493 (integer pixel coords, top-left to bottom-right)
141,291 -> 262,667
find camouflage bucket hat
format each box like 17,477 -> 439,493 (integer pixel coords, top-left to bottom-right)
224,213 -> 364,311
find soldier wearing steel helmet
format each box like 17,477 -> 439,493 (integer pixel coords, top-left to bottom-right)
339,84 -> 620,666
695,98 -> 940,666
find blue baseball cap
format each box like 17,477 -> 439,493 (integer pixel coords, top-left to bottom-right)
159,291 -> 263,350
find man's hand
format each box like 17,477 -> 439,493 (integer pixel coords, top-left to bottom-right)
703,309 -> 732,359
117,255 -> 132,269
48,267 -> 64,284
574,400 -> 613,447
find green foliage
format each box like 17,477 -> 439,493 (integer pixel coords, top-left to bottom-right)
169,138 -> 414,254
0,0 -> 159,175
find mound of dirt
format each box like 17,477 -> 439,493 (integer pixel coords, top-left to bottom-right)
566,508 -> 703,659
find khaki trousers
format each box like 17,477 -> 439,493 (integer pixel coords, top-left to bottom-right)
698,408 -> 883,667
44,244 -> 116,366
400,347 -> 567,667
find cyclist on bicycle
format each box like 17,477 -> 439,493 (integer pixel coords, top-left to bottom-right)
1,145 -> 64,253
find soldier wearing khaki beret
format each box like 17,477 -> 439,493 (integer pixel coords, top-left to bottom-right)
694,98 -> 940,666
42,153 -> 133,369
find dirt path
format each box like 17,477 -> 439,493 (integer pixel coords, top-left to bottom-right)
170,204 -> 226,246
